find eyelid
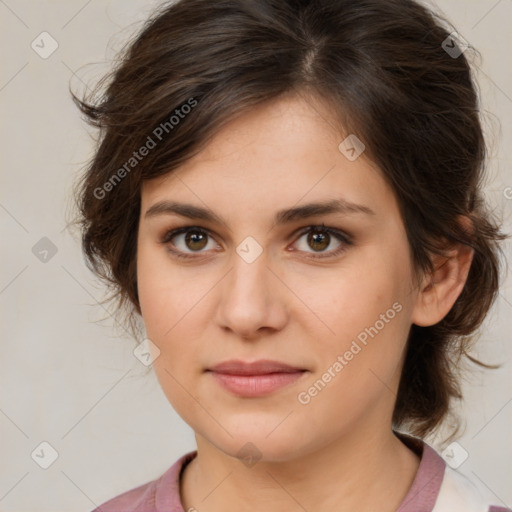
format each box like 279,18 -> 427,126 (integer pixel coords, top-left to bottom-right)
294,224 -> 352,243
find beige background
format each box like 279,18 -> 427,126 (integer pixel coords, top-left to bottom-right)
0,0 -> 511,510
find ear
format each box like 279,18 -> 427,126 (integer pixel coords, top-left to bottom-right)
411,217 -> 474,327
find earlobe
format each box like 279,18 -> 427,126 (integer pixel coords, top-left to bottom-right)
411,235 -> 474,328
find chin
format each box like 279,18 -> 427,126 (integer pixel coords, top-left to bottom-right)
198,419 -> 313,464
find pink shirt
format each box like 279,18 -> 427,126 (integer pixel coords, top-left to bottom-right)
91,433 -> 510,512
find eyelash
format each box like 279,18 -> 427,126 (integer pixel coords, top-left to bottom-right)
160,224 -> 353,261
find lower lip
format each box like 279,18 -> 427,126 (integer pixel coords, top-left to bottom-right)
209,371 -> 306,397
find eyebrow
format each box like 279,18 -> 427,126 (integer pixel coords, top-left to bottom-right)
144,198 -> 375,226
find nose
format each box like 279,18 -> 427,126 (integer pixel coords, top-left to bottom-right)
214,248 -> 288,340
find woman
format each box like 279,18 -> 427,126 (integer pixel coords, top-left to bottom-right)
73,0 -> 510,510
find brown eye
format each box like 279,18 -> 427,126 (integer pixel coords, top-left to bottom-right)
184,230 -> 208,251
307,228 -> 330,252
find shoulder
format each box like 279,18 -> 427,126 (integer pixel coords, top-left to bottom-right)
90,451 -> 197,512
394,431 -> 510,512
90,477 -> 159,512
433,465 -> 511,512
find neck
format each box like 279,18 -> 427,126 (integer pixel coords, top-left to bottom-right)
180,426 -> 420,512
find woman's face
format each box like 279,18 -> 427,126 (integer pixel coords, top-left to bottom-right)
137,93 -> 422,461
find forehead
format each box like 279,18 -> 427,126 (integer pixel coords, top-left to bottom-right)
175,92 -> 347,172
140,93 -> 397,223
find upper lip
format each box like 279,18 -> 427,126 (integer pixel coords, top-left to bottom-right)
208,359 -> 305,375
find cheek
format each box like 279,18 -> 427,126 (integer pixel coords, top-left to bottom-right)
295,254 -> 409,343
137,240 -> 198,338
137,244 -> 171,337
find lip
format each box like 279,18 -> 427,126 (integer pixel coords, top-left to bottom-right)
207,359 -> 307,397
208,359 -> 305,375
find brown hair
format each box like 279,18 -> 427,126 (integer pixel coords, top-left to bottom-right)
71,0 -> 508,439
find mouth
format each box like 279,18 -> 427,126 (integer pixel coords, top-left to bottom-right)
206,359 -> 308,397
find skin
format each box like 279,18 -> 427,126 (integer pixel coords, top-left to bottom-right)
136,90 -> 473,512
